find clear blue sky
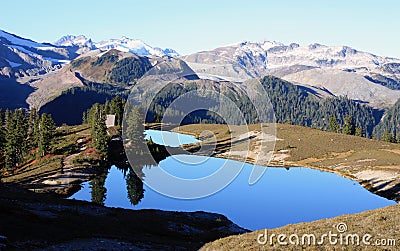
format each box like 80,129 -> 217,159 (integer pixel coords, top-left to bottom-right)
3,0 -> 400,57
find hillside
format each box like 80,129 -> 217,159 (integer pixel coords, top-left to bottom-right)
0,29 -> 178,79
0,29 -> 179,112
69,49 -> 153,85
134,75 -> 379,137
26,50 -> 161,125
200,203 -> 400,250
3,29 -> 400,113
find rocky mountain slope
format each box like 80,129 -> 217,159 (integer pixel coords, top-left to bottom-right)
0,30 -> 73,78
28,49 -> 163,124
182,41 -> 400,109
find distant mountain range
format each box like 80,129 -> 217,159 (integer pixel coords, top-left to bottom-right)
1,28 -> 400,114
183,41 -> 400,109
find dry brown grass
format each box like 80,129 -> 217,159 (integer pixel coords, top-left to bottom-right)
177,123 -> 400,170
200,204 -> 400,251
274,124 -> 400,168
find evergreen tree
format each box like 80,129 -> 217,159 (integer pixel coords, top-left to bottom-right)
343,115 -> 355,135
82,111 -> 87,124
355,126 -> 365,137
382,130 -> 396,143
90,103 -> 108,157
0,111 -> 5,168
4,110 -> 26,168
28,108 -> 40,152
373,98 -> 400,140
0,109 -> 4,126
38,114 -> 56,157
110,96 -> 124,126
0,123 -> 4,150
328,114 -> 340,133
104,99 -> 111,115
123,104 -> 145,147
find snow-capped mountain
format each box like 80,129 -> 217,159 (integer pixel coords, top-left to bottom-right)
182,41 -> 400,109
94,36 -> 179,57
0,30 -> 72,77
54,35 -> 94,48
53,35 -> 95,55
54,35 -> 179,58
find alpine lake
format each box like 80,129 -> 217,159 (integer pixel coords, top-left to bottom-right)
70,129 -> 396,230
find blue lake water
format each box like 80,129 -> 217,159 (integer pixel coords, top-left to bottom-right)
144,129 -> 200,147
70,130 -> 396,231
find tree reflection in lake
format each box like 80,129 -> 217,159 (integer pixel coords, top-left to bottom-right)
121,103 -> 167,205
90,168 -> 108,205
126,170 -> 144,205
85,102 -> 177,207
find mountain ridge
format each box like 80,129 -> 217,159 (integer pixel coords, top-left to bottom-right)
183,41 -> 400,109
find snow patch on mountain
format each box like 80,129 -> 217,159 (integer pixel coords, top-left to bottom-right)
5,59 -> 21,68
0,30 -> 51,49
94,36 -> 179,57
55,35 -> 179,57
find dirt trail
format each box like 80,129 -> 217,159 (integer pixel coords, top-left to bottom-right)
29,150 -> 97,196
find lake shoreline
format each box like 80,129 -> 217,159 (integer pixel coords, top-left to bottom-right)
175,123 -> 400,202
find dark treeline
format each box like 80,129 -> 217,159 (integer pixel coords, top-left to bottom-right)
261,76 -> 379,138
373,98 -> 400,142
144,82 -> 259,125
109,57 -> 152,85
0,108 -> 56,170
142,76 -> 379,138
